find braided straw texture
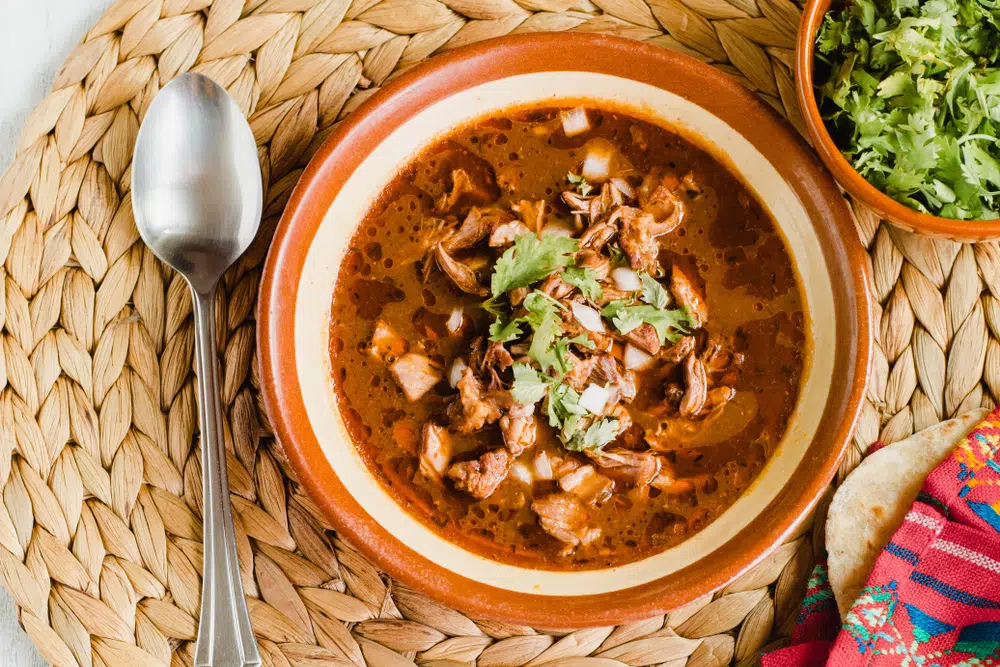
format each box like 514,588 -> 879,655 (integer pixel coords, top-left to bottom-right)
0,0 -> 991,664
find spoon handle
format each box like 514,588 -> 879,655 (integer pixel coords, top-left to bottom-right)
191,287 -> 262,667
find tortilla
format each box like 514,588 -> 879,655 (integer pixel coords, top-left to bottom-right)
826,408 -> 987,617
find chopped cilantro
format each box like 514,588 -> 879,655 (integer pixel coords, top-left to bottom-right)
488,316 -> 523,343
562,267 -> 604,300
546,383 -> 587,429
608,244 -> 628,266
564,418 -> 620,451
510,363 -> 552,404
567,171 -> 593,196
490,233 -> 578,297
638,271 -> 670,309
602,300 -> 694,344
815,0 -> 1000,219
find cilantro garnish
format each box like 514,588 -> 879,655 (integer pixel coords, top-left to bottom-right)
511,363 -> 552,404
490,233 -> 578,297
602,300 -> 694,344
564,418 -> 620,451
815,0 -> 1000,219
638,271 -> 670,309
488,316 -> 523,343
562,267 -> 604,300
567,171 -> 593,196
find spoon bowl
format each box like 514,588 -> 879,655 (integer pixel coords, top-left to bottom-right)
132,72 -> 263,667
133,73 -> 261,292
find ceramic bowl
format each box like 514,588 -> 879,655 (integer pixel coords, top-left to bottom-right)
258,33 -> 872,626
796,0 -> 1000,241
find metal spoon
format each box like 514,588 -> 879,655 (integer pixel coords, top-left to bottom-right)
132,73 -> 262,667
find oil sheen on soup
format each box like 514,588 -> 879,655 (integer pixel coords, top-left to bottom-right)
329,105 -> 806,570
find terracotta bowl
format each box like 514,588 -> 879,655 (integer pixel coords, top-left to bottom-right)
258,33 -> 872,626
796,0 -> 1000,241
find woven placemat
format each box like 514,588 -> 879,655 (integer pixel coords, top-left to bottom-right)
0,0 -> 988,665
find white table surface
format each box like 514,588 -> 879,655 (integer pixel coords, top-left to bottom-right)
1,2 -> 115,664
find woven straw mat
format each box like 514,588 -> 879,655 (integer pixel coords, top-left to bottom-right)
0,0 -> 988,664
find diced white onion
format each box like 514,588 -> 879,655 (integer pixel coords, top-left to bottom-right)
611,266 -> 641,291
580,383 -> 611,414
446,307 -> 464,334
448,357 -> 468,388
571,302 -> 605,333
624,343 -> 656,370
533,451 -> 554,481
560,107 -> 591,137
541,221 -> 574,237
582,141 -> 613,182
610,177 -> 635,199
510,462 -> 533,485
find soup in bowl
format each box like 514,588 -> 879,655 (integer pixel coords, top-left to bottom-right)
258,33 -> 871,625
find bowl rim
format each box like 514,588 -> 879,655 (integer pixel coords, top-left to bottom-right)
258,31 -> 873,626
795,0 -> 1000,240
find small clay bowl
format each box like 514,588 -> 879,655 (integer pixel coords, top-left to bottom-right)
258,32 -> 872,626
796,0 -> 1000,241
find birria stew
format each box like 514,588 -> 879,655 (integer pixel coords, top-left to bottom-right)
328,105 -> 806,569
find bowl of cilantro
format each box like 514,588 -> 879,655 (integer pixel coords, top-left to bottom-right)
797,0 -> 1000,239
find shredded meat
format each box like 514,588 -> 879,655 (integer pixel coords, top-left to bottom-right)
638,169 -> 687,232
435,169 -> 474,213
532,493 -> 600,548
500,403 -> 537,456
558,464 -> 613,506
442,208 -> 492,252
539,273 -> 574,300
587,449 -> 660,488
593,354 -> 637,403
512,199 -> 546,232
618,207 -> 661,274
435,243 -> 488,296
671,264 -> 707,327
447,368 -> 502,433
390,353 -> 442,402
447,449 -> 511,498
575,249 -> 610,281
490,220 -> 530,247
419,423 -> 451,483
626,323 -> 661,355
578,219 -> 618,252
562,352 -> 597,391
660,335 -> 696,364
679,352 -> 708,418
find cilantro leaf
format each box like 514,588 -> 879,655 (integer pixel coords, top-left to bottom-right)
638,272 -> 670,309
511,364 -> 552,404
564,418 -> 620,451
567,172 -> 593,196
490,234 -> 578,297
602,300 -> 695,344
562,267 -> 604,300
488,316 -> 524,343
546,383 -> 587,429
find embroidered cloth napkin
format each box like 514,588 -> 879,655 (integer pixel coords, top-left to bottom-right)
762,408 -> 1000,665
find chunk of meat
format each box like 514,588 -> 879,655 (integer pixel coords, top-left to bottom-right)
626,323 -> 661,355
512,199 -> 546,233
587,449 -> 660,488
500,403 -> 537,456
390,353 -> 442,401
578,219 -> 618,252
490,220 -> 530,247
539,273 -> 574,300
558,464 -> 613,506
706,386 -> 736,413
671,264 -> 707,327
369,319 -> 408,362
562,352 -> 597,391
435,243 -> 488,296
575,249 -> 610,282
629,125 -> 648,150
590,182 -> 624,223
447,449 -> 511,499
419,423 -> 451,483
434,168 -> 494,213
618,207 -> 661,274
593,354 -> 637,403
638,169 -> 687,231
532,493 -> 600,549
679,352 -> 708,418
447,368 -> 502,433
660,335 -> 696,364
442,208 -> 494,252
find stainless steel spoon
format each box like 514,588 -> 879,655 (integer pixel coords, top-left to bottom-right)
132,73 -> 262,667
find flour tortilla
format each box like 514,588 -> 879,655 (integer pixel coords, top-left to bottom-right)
826,408 -> 987,617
